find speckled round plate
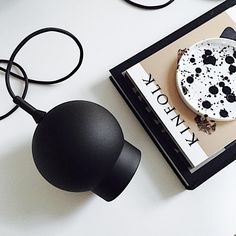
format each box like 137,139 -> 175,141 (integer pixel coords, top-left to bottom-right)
176,38 -> 236,121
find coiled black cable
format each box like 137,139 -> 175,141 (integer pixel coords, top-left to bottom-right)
0,0 -> 173,120
0,27 -> 84,120
123,0 -> 174,10
0,60 -> 28,120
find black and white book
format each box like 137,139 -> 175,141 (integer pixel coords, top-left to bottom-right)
110,0 -> 236,189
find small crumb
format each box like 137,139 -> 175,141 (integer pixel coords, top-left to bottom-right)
194,115 -> 216,134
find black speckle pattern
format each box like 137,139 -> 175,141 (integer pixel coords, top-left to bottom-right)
187,76 -> 194,84
220,109 -> 229,118
202,100 -> 212,109
202,49 -> 217,66
176,38 -> 236,121
209,85 -> 218,95
190,58 -> 195,63
229,65 -> 236,75
225,56 -> 234,64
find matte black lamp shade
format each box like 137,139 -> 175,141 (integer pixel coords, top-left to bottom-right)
2,27 -> 141,202
32,101 -> 141,201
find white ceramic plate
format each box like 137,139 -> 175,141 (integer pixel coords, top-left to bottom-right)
176,38 -> 236,121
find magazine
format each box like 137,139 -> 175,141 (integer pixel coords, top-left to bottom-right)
110,1 -> 236,188
126,5 -> 236,168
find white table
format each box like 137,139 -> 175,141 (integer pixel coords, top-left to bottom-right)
0,1 -> 235,235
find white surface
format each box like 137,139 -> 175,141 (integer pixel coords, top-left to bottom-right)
0,0 -> 235,236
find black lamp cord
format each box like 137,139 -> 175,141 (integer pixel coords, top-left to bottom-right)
0,27 -> 84,122
1,2 -> 173,121
123,0 -> 174,10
